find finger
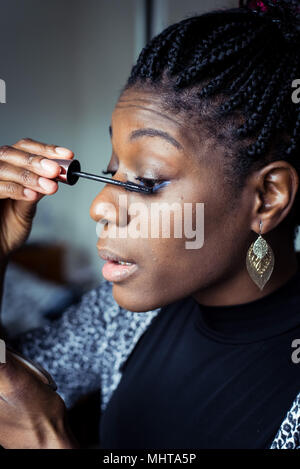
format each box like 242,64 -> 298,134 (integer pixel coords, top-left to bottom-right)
0,161 -> 58,196
0,146 -> 61,179
12,138 -> 74,160
0,181 -> 44,201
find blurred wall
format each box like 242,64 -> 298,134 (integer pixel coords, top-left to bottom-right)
0,0 -> 144,286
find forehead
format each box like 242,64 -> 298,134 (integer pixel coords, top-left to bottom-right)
111,86 -> 225,170
112,88 -> 194,147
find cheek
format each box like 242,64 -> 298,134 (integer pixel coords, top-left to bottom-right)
111,200 -> 207,309
110,177 -> 247,311
111,201 -> 200,310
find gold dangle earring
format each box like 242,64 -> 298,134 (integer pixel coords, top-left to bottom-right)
246,220 -> 275,291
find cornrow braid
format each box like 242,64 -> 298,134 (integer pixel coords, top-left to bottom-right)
145,26 -> 184,80
198,36 -> 270,99
227,45 -> 269,94
198,59 -> 244,98
128,22 -> 179,81
168,19 -> 258,77
165,21 -> 196,76
249,59 -> 300,158
247,62 -> 297,157
243,52 -> 282,115
219,60 -> 268,114
175,25 -> 266,89
237,53 -> 289,136
123,5 -> 300,229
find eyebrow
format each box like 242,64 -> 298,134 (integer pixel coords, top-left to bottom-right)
109,125 -> 183,150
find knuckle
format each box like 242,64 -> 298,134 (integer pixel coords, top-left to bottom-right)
24,152 -> 36,166
21,169 -> 35,185
5,182 -> 18,195
16,138 -> 32,146
0,145 -> 11,160
47,144 -> 56,153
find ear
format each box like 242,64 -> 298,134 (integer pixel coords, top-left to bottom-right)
249,161 -> 299,234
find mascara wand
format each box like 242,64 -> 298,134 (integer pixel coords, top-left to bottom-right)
72,170 -> 153,193
53,158 -> 154,193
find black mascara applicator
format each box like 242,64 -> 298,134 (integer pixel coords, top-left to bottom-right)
54,159 -> 169,194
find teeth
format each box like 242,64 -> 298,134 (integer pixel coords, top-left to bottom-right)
118,261 -> 133,265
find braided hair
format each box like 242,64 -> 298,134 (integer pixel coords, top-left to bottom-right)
122,1 -> 300,235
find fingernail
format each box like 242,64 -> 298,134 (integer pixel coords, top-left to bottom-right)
55,147 -> 71,156
24,188 -> 37,199
39,177 -> 56,191
40,158 -> 59,173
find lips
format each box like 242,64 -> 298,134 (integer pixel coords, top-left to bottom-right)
97,247 -> 136,265
97,247 -> 138,282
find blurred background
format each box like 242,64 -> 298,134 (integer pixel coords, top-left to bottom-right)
1,0 -> 297,448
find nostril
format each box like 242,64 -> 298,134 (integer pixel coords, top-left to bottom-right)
96,218 -> 109,238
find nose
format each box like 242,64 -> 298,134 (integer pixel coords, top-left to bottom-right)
89,185 -> 128,227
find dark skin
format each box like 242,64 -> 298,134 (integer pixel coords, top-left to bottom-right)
0,86 -> 298,447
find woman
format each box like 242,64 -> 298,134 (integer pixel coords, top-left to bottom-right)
0,0 -> 299,449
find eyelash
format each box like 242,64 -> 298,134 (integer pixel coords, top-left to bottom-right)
102,170 -> 166,190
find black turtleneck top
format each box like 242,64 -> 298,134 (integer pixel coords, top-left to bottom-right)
100,270 -> 300,449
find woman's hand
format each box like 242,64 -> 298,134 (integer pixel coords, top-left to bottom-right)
0,138 -> 74,260
0,349 -> 79,449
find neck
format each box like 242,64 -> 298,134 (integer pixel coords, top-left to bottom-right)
193,231 -> 299,307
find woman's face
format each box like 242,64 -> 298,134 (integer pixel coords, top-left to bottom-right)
90,87 -> 255,311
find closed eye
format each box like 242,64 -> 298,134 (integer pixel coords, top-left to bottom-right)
102,170 -> 165,189
134,176 -> 166,190
101,169 -> 170,193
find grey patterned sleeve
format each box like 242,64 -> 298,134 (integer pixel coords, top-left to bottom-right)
7,279 -> 117,409
270,393 -> 300,449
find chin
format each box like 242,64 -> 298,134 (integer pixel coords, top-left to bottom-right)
111,284 -> 162,313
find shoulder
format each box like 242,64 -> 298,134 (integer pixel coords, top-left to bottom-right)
84,280 -> 162,411
270,392 -> 300,449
